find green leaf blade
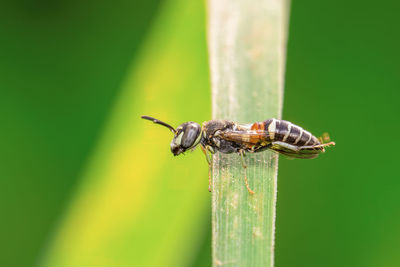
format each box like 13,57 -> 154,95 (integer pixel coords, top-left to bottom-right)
207,0 -> 290,266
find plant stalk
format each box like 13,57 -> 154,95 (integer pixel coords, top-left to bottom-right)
207,0 -> 289,266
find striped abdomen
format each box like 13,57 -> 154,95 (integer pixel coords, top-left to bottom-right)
260,119 -> 320,147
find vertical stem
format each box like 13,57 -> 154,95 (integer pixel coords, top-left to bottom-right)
207,0 -> 289,266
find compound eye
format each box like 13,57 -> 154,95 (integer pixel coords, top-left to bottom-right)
181,124 -> 200,148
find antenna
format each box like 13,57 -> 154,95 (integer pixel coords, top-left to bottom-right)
141,115 -> 176,134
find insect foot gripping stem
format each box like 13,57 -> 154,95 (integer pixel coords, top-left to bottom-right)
239,150 -> 255,195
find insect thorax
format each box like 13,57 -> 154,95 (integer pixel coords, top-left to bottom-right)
201,120 -> 242,154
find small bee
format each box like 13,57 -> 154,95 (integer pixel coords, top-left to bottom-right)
141,115 -> 335,194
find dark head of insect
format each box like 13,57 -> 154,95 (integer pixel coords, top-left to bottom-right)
141,116 -> 202,156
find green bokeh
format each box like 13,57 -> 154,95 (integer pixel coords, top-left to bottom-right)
1,0 -> 400,266
277,1 -> 400,266
0,0 -> 162,266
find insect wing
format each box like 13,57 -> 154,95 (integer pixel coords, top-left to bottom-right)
219,129 -> 269,146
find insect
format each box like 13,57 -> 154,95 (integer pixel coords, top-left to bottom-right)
141,115 -> 335,194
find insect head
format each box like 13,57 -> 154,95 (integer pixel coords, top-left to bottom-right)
141,116 -> 202,156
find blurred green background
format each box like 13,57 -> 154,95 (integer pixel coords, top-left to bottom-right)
1,0 -> 399,266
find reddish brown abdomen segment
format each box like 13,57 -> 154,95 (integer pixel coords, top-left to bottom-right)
247,122 -> 269,144
259,119 -> 320,147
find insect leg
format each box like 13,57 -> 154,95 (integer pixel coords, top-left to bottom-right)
271,141 -> 300,152
200,145 -> 213,192
270,141 -> 319,159
272,140 -> 335,153
299,141 -> 336,151
239,150 -> 255,195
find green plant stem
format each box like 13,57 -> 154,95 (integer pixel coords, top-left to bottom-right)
207,0 -> 289,266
